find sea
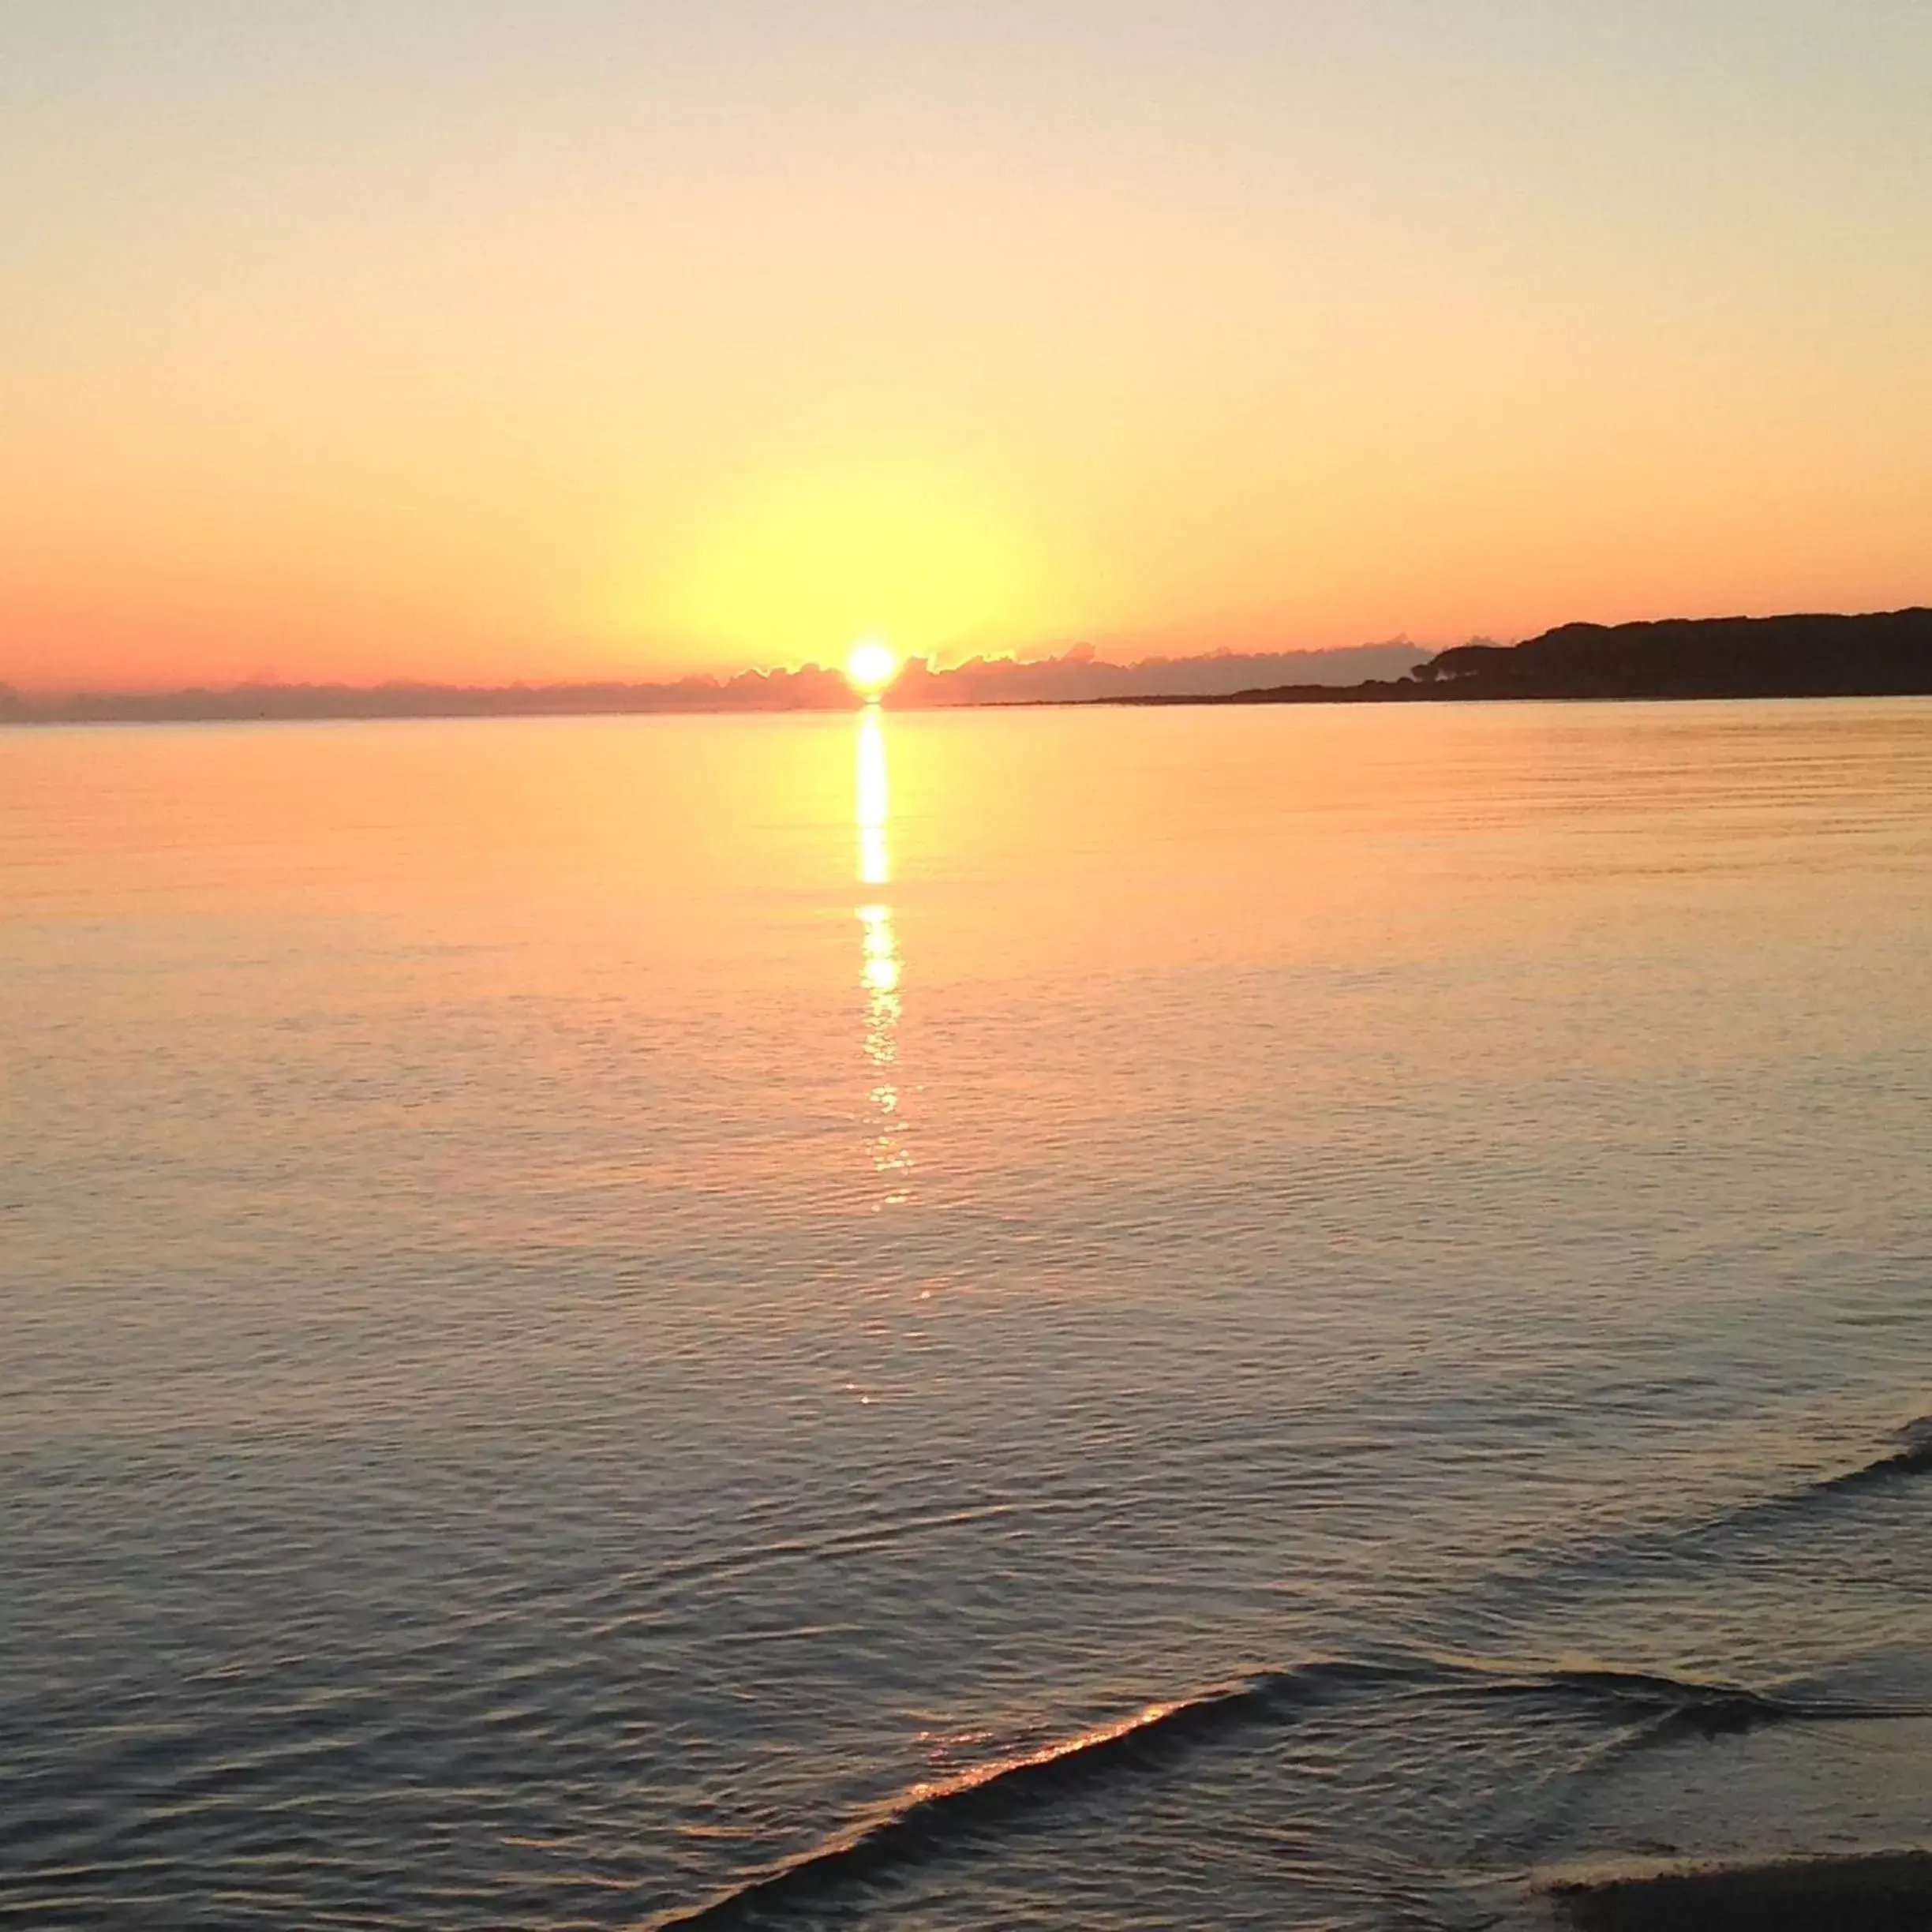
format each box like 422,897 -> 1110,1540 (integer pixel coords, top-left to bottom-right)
4,698 -> 1930,1930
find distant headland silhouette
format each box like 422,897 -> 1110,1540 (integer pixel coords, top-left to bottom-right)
1163,607 -> 1932,707
6,610 -> 1930,724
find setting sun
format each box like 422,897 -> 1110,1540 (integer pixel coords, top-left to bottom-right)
845,637 -> 901,697
12,7 -> 1932,1924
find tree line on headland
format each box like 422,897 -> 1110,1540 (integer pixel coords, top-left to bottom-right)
4,609 -> 1930,724
1178,607 -> 1932,706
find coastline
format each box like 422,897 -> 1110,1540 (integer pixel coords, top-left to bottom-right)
1543,1850 -> 1932,1932
9,603 -> 1931,725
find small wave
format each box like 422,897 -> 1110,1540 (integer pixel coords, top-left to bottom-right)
1518,1665 -> 1927,1742
645,1655 -> 1930,1926
644,1661 -> 1389,1929
1815,1414 -> 1932,1495
1631,1413 -> 1932,1558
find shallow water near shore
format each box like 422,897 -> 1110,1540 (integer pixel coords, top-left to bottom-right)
5,698 -> 1930,1928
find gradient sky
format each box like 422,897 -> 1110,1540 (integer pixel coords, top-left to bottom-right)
4,1 -> 1930,691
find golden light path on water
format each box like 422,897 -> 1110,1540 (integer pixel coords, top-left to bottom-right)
855,706 -> 910,1208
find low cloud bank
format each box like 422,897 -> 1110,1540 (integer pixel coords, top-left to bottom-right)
0,642 -> 1429,723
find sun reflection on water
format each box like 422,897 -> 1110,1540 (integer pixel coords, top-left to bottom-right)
857,704 -> 891,888
856,706 -> 910,1206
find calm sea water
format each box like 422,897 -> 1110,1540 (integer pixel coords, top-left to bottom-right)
5,700 -> 1930,1930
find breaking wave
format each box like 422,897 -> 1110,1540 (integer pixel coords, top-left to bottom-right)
1491,1664 -> 1930,1744
1671,1412 -> 1932,1550
1814,1414 -> 1932,1494
646,1654 -> 1929,1927
646,1661 -> 1395,1929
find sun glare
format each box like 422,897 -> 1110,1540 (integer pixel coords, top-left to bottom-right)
635,462 -> 1083,674
846,637 -> 901,696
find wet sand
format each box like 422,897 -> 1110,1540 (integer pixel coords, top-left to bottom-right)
1549,1850 -> 1932,1932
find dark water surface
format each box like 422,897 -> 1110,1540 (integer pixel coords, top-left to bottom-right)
5,700 -> 1930,1928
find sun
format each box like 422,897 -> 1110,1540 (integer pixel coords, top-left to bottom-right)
845,635 -> 901,697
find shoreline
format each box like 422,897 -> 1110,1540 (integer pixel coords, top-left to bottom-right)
1544,1849 -> 1932,1932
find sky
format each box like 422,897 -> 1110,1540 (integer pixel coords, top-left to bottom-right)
3,0 -> 1930,692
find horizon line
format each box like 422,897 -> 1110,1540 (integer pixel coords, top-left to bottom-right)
2,638 -> 1437,705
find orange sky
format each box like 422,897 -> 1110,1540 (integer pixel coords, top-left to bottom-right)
4,2 -> 1930,693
